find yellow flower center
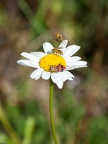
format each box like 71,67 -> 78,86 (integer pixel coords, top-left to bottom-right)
39,54 -> 66,72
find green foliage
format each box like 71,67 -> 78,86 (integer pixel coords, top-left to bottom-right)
1,85 -> 108,144
88,117 -> 108,144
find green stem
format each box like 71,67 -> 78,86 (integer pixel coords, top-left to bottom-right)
49,79 -> 58,144
0,103 -> 22,144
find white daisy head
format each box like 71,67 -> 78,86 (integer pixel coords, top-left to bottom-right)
17,40 -> 87,89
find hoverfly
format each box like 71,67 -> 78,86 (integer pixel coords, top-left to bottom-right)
52,48 -> 63,55
49,64 -> 66,72
55,32 -> 63,42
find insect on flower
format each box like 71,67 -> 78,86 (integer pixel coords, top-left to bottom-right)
52,48 -> 63,55
50,64 -> 66,72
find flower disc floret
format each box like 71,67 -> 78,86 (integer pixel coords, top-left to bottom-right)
39,54 -> 66,72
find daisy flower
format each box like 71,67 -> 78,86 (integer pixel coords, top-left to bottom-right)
17,40 -> 87,89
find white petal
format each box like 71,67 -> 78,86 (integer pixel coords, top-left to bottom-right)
66,56 -> 82,67
57,71 -> 73,82
63,45 -> 80,58
66,56 -> 81,64
34,75 -> 41,80
57,72 -> 67,82
43,42 -> 54,54
17,60 -> 39,68
41,71 -> 50,80
58,71 -> 73,82
51,73 -> 63,89
66,61 -> 87,70
64,71 -> 74,79
51,73 -> 58,83
30,52 -> 45,57
59,40 -> 68,52
21,52 -> 39,62
30,68 -> 44,79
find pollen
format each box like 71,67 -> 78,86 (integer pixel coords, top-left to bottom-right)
39,54 -> 66,72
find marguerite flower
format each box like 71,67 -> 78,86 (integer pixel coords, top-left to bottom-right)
17,40 -> 87,89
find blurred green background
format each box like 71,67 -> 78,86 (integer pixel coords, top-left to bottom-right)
0,0 -> 108,144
